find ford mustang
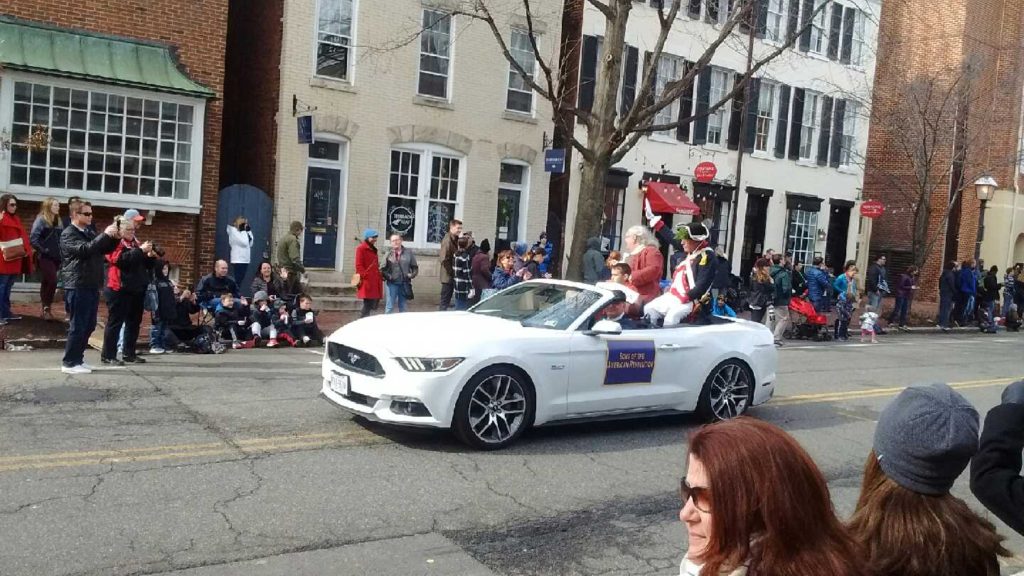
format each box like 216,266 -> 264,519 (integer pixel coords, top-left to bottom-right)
320,280 -> 777,449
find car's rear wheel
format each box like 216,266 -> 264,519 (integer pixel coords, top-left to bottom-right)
453,366 -> 534,450
697,359 -> 754,421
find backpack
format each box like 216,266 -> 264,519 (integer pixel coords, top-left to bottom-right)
191,326 -> 227,354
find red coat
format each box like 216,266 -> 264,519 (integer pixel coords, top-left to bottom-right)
629,245 -> 664,304
354,241 -> 383,300
0,212 -> 34,276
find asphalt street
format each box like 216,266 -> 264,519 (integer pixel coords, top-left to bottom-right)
1,332 -> 1023,575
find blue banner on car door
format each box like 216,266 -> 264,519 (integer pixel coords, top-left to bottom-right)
604,340 -> 657,385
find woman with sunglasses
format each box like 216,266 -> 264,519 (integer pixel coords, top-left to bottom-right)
0,194 -> 34,325
680,418 -> 861,576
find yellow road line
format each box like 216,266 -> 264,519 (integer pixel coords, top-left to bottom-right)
771,377 -> 1019,407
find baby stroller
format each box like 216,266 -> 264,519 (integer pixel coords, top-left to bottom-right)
785,294 -> 833,341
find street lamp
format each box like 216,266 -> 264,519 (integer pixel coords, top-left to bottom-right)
974,175 -> 998,261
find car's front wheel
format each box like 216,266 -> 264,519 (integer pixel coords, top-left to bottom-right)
697,359 -> 754,422
452,366 -> 534,450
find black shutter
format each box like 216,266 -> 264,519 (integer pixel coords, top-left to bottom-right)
578,35 -> 598,113
774,84 -> 791,158
840,7 -> 856,64
742,78 -> 761,152
727,74 -> 744,150
799,0 -> 813,52
620,45 -> 639,117
817,96 -> 834,166
706,0 -> 719,23
688,0 -> 702,18
788,88 -> 805,160
827,4 -> 843,60
693,66 -> 712,145
678,61 -> 695,142
642,51 -> 657,133
786,0 -> 801,40
740,0 -> 752,34
756,0 -> 769,38
649,0 -> 662,7
829,99 -> 846,167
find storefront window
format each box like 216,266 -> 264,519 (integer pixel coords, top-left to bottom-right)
601,186 -> 626,251
785,208 -> 818,265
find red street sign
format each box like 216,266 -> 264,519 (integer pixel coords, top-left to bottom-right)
694,162 -> 717,183
860,200 -> 885,218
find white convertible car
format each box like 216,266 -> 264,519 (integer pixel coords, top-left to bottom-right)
321,280 -> 777,449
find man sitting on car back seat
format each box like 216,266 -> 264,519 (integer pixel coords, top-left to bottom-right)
643,222 -> 716,326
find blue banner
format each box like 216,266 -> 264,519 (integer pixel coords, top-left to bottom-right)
604,340 -> 656,385
544,148 -> 566,173
297,115 -> 313,144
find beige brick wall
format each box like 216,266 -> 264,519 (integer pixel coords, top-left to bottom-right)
271,0 -> 561,294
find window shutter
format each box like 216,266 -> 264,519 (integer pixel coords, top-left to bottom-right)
642,51 -> 657,133
786,0 -> 801,40
727,74 -> 745,150
827,4 -> 843,60
840,7 -> 856,64
829,99 -> 846,168
817,96 -> 833,166
578,35 -> 599,114
756,0 -> 769,38
688,0 -> 702,19
742,78 -> 761,153
678,61 -> 696,142
649,0 -> 663,7
788,88 -> 805,160
799,0 -> 813,52
706,0 -> 720,23
774,85 -> 791,158
693,66 -> 712,145
621,45 -> 639,117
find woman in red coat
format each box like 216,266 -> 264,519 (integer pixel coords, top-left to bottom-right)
0,194 -> 34,325
354,229 -> 383,318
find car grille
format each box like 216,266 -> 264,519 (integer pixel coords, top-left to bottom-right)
327,343 -> 385,377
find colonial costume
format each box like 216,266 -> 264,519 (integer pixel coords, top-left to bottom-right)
643,223 -> 716,326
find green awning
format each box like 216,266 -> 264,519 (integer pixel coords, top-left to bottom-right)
0,16 -> 215,98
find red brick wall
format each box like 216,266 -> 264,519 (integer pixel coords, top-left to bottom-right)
865,0 -> 1024,301
1,1 -> 229,286
220,0 -> 283,198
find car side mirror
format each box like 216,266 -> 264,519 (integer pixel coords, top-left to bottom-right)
585,319 -> 623,336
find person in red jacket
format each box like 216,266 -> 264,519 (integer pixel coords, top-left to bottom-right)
354,229 -> 383,318
0,194 -> 34,325
622,224 -> 664,308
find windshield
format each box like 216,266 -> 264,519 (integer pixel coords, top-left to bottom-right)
470,283 -> 605,330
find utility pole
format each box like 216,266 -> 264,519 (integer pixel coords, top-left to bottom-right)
726,4 -> 757,270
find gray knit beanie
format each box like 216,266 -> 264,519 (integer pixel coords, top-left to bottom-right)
873,383 -> 979,495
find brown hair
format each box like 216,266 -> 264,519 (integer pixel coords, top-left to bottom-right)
607,250 -> 622,264
753,258 -> 771,283
496,249 -> 515,269
37,197 -> 60,227
688,418 -> 862,576
612,262 -> 631,276
848,452 -> 1008,576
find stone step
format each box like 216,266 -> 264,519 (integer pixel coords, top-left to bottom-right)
305,281 -> 356,297
315,296 -> 361,312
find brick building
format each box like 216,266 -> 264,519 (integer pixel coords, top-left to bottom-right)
865,0 -> 1024,302
0,1 -> 227,292
221,0 -> 558,304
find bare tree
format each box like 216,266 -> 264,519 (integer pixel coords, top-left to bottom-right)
453,0 -> 829,279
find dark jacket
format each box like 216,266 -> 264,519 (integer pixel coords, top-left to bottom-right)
106,239 -> 154,293
453,247 -> 476,299
59,225 -> 118,290
250,273 -> 285,300
894,273 -> 916,299
791,268 -> 807,297
981,272 -> 1000,303
960,267 -> 978,296
713,257 -> 732,290
214,301 -> 247,329
940,269 -> 957,299
438,233 -> 458,284
804,266 -> 830,304
471,250 -> 492,292
971,402 -> 1024,536
196,273 -> 240,303
866,263 -> 888,293
151,263 -> 177,323
383,246 -> 419,284
683,247 -> 717,302
582,237 -> 604,283
30,216 -> 62,263
491,266 -> 521,290
770,264 -> 793,306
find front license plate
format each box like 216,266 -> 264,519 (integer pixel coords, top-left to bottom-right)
329,373 -> 350,396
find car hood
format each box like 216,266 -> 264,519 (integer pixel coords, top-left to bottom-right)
328,311 -> 524,356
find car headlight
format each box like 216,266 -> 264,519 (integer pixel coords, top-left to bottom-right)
396,357 -> 464,372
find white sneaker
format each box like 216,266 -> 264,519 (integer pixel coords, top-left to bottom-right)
61,364 -> 92,375
149,347 -> 166,355
302,336 -> 311,344
80,363 -> 96,371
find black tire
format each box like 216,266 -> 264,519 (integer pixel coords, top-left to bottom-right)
452,366 -> 535,450
696,359 -> 755,422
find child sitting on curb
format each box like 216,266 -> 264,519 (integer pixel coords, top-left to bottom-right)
215,292 -> 251,349
290,294 -> 324,347
249,291 -> 279,347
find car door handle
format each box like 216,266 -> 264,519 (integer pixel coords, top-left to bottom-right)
659,344 -> 682,350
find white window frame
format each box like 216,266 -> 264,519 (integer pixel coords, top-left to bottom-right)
799,91 -> 821,161
754,81 -> 777,154
385,143 -> 466,248
417,9 -> 454,101
497,160 -> 530,242
710,0 -> 733,25
840,101 -> 858,167
851,10 -> 866,66
653,54 -> 686,138
706,68 -> 732,147
506,28 -> 537,115
808,0 -> 828,55
313,0 -> 357,83
786,208 -> 818,266
306,134 -> 350,271
0,71 -> 205,213
765,0 -> 786,42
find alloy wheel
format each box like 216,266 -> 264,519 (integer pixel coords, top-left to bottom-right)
466,374 -> 527,445
708,363 -> 751,420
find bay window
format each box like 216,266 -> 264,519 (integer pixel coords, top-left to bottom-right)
386,145 -> 464,246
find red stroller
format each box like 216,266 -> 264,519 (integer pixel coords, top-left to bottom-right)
785,294 -> 833,341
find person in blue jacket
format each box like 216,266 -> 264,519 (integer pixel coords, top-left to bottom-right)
833,262 -> 859,341
804,257 -> 832,313
532,232 -> 553,275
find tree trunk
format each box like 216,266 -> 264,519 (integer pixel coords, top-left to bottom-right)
565,154 -> 613,280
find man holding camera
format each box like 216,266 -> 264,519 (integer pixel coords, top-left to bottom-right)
59,202 -> 120,374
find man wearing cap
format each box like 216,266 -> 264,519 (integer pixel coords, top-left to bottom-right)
643,222 -> 717,326
594,282 -> 641,329
354,229 -> 383,317
277,221 -> 305,297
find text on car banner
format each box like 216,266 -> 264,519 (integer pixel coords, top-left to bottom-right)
604,340 -> 656,385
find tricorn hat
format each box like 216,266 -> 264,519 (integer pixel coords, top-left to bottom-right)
674,222 -> 710,242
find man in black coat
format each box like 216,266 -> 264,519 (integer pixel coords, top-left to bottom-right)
59,201 -> 119,374
971,380 -> 1024,536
